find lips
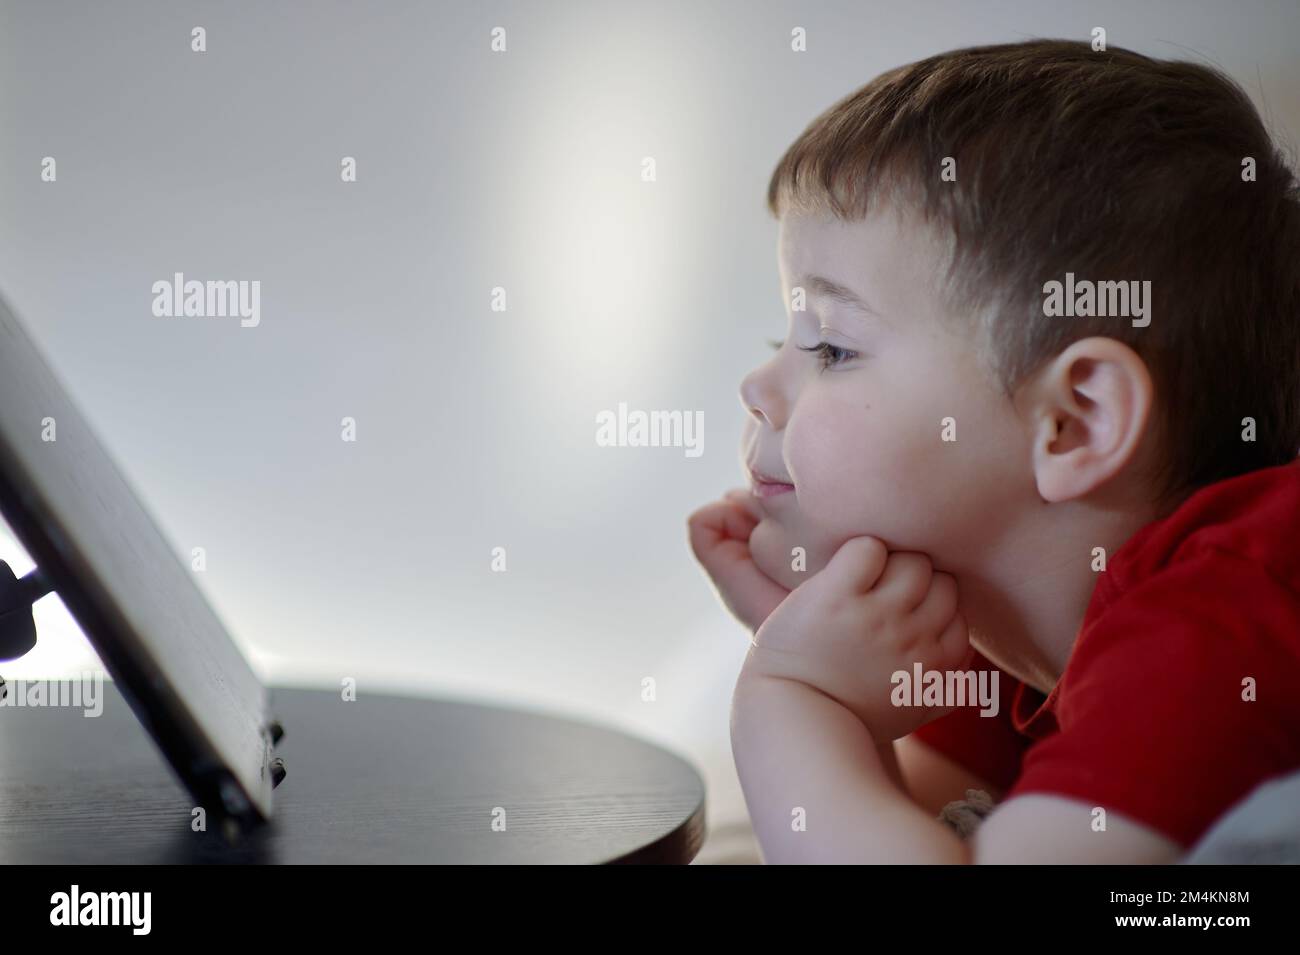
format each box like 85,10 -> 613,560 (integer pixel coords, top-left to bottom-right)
748,464 -> 795,498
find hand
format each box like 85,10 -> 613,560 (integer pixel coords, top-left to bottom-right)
688,489 -> 791,634
743,536 -> 973,741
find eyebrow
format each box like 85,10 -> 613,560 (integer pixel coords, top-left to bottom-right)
798,274 -> 881,316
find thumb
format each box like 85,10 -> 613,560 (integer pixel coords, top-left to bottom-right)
705,546 -> 790,632
815,536 -> 889,595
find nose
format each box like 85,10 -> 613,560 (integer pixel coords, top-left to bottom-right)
740,358 -> 787,430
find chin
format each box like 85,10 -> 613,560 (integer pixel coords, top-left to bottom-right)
749,516 -> 838,590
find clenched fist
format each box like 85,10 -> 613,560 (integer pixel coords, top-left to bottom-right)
744,535 -> 974,741
687,489 -> 791,634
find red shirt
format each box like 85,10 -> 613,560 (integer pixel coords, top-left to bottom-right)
911,459 -> 1300,848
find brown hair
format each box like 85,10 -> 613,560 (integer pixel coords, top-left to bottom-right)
767,39 -> 1300,514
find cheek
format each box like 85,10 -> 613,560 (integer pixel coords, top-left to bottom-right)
785,392 -> 862,494
783,383 -> 949,550
742,394 -> 875,585
784,391 -> 882,526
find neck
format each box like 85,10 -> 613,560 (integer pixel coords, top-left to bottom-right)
950,497 -> 1157,696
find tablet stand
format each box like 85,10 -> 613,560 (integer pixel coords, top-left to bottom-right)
0,559 -> 53,661
0,556 -> 288,814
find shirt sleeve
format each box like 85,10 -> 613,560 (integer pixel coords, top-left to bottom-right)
908,649 -> 1033,792
1006,544 -> 1300,849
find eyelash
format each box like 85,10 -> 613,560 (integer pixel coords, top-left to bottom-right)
767,338 -> 859,371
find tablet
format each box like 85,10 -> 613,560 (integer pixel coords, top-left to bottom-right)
0,293 -> 276,831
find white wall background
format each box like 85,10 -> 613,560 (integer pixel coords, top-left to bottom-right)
1,1 -> 1296,860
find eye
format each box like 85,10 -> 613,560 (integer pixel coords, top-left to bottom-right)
797,341 -> 859,370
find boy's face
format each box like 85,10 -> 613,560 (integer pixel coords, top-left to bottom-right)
740,204 -> 1035,590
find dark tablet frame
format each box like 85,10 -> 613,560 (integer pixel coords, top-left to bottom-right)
0,293 -> 274,832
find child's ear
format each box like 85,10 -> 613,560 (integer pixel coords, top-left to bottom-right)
1024,337 -> 1154,504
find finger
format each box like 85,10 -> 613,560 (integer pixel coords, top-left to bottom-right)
872,552 -> 933,611
722,487 -> 764,523
815,536 -> 889,595
710,551 -> 791,632
687,499 -> 757,559
911,571 -> 959,634
935,610 -> 972,670
692,531 -> 790,631
688,500 -> 789,631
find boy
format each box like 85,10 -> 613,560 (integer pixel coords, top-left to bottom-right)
688,39 -> 1300,863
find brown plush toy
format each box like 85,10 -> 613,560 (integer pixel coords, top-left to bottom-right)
939,789 -> 996,838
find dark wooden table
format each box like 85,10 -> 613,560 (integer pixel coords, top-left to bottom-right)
0,681 -> 706,863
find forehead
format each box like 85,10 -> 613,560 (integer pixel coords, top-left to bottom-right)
778,208 -> 905,284
776,206 -> 951,318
